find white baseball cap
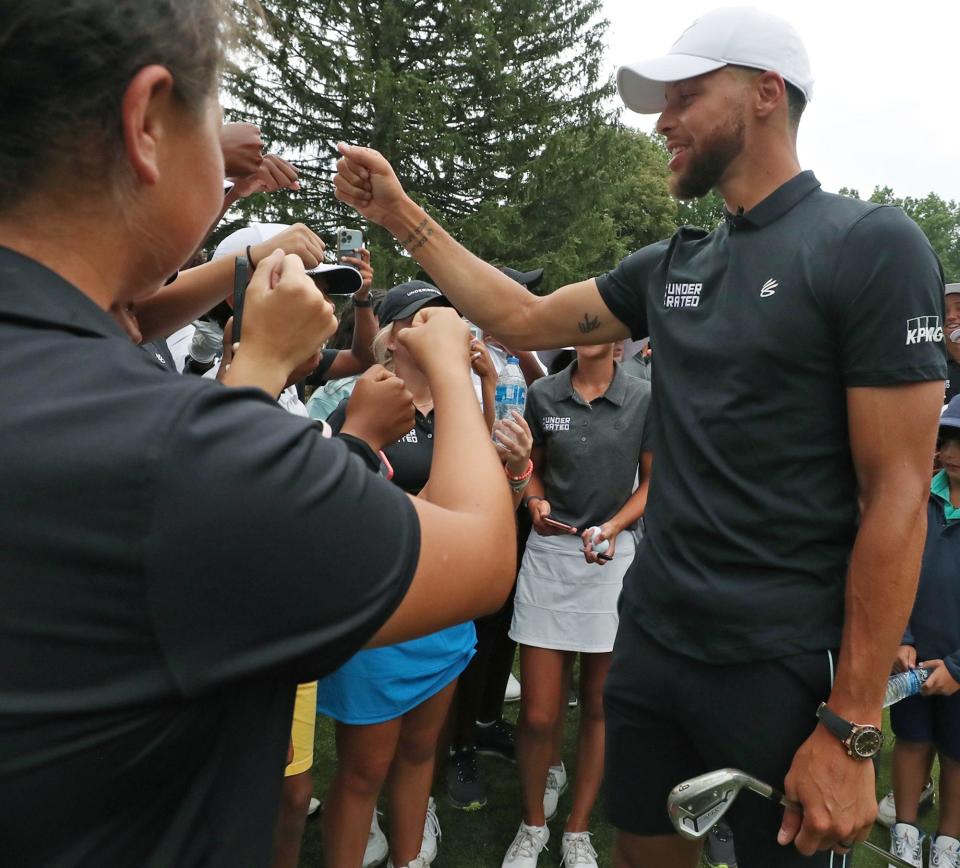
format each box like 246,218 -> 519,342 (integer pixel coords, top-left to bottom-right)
617,6 -> 814,114
212,223 -> 363,294
946,283 -> 960,296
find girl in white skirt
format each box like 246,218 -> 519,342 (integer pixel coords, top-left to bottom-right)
501,342 -> 652,868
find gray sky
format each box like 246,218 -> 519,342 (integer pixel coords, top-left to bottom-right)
602,0 -> 960,203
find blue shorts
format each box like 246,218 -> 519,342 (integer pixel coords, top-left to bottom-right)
890,689 -> 960,762
316,622 -> 476,725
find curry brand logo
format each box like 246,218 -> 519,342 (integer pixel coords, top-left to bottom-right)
905,316 -> 943,346
663,282 -> 703,309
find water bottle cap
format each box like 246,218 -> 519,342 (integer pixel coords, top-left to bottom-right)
507,356 -> 520,364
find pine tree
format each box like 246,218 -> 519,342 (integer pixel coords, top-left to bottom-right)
223,0 -> 612,285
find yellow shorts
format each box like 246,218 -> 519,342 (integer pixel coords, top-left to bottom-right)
285,681 -> 317,777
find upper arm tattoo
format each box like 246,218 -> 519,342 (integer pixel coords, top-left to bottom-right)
577,312 -> 601,334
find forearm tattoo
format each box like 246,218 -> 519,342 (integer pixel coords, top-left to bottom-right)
577,312 -> 601,334
401,217 -> 433,252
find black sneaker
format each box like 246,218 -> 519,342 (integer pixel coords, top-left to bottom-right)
446,747 -> 487,811
475,719 -> 516,764
702,821 -> 738,868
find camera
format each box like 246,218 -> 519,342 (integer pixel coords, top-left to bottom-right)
336,227 -> 363,262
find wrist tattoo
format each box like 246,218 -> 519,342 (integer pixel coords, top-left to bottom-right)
401,217 -> 431,251
578,312 -> 601,334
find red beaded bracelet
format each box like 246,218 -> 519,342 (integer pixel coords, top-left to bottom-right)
506,458 -> 533,482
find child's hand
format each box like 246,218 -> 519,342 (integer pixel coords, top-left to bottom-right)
919,659 -> 960,696
893,644 -> 917,673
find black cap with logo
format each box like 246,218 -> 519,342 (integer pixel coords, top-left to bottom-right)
376,280 -> 451,327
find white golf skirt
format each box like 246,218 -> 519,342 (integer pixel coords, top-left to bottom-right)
509,527 -> 636,653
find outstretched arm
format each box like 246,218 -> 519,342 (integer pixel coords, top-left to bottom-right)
334,144 -> 628,351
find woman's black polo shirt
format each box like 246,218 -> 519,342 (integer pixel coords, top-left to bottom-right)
328,398 -> 435,494
0,248 -> 420,866
595,171 -> 947,664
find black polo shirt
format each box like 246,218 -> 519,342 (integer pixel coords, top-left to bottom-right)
0,248 -> 419,866
525,360 -> 651,531
595,172 -> 947,663
327,398 -> 435,494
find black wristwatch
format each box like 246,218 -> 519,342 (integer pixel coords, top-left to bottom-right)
352,294 -> 373,308
816,703 -> 884,759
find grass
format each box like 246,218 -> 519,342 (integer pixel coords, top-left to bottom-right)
298,694 -> 935,867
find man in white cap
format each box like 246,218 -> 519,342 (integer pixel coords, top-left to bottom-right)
332,7 -> 947,866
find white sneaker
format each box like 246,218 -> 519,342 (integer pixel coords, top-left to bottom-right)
543,763 -> 568,822
890,822 -> 925,868
505,673 -> 521,703
560,831 -> 598,866
420,796 -> 441,864
932,835 -> 960,868
364,811 -> 389,868
878,779 -> 936,828
386,859 -> 428,868
502,822 -> 549,867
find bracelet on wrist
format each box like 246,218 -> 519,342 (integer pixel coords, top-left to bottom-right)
510,475 -> 531,493
352,295 -> 373,308
505,458 -> 533,482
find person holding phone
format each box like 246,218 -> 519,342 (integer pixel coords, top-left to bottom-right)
502,343 -> 651,868
0,4 -> 520,866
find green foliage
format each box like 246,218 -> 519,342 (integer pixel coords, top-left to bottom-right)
223,0 -> 613,286
456,122 -> 678,291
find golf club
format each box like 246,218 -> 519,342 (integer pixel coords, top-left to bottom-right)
667,768 -> 914,868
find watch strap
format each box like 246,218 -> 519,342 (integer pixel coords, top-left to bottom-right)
816,702 -> 854,741
352,295 -> 373,308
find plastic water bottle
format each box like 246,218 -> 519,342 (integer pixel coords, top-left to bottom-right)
494,356 -> 527,424
883,668 -> 930,708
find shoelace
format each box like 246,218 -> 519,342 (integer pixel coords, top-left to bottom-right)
508,828 -> 548,860
932,840 -> 960,868
893,831 -> 923,864
423,802 -> 442,843
561,833 -> 597,866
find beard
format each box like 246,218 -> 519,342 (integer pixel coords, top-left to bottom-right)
670,110 -> 746,200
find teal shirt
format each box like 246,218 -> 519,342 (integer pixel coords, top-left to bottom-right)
930,469 -> 960,523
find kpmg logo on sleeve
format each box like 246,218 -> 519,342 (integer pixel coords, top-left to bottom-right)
905,316 -> 943,345
663,282 -> 703,309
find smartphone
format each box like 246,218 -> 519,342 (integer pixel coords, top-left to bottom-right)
580,548 -> 614,562
232,254 -> 250,342
336,227 -> 363,262
464,319 -> 483,342
542,516 -> 578,534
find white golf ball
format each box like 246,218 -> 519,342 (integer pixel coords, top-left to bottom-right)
589,527 -> 610,554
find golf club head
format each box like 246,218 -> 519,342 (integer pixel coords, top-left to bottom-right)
667,769 -> 755,840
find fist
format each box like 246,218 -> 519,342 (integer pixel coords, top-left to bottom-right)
250,223 -> 326,271
341,366 -> 415,453
220,122 -> 263,178
333,143 -> 409,226
396,307 -> 470,376
241,249 -> 337,373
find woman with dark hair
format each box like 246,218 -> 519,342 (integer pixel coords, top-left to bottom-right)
0,3 -> 516,865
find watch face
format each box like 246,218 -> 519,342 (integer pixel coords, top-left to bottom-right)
852,727 -> 884,758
